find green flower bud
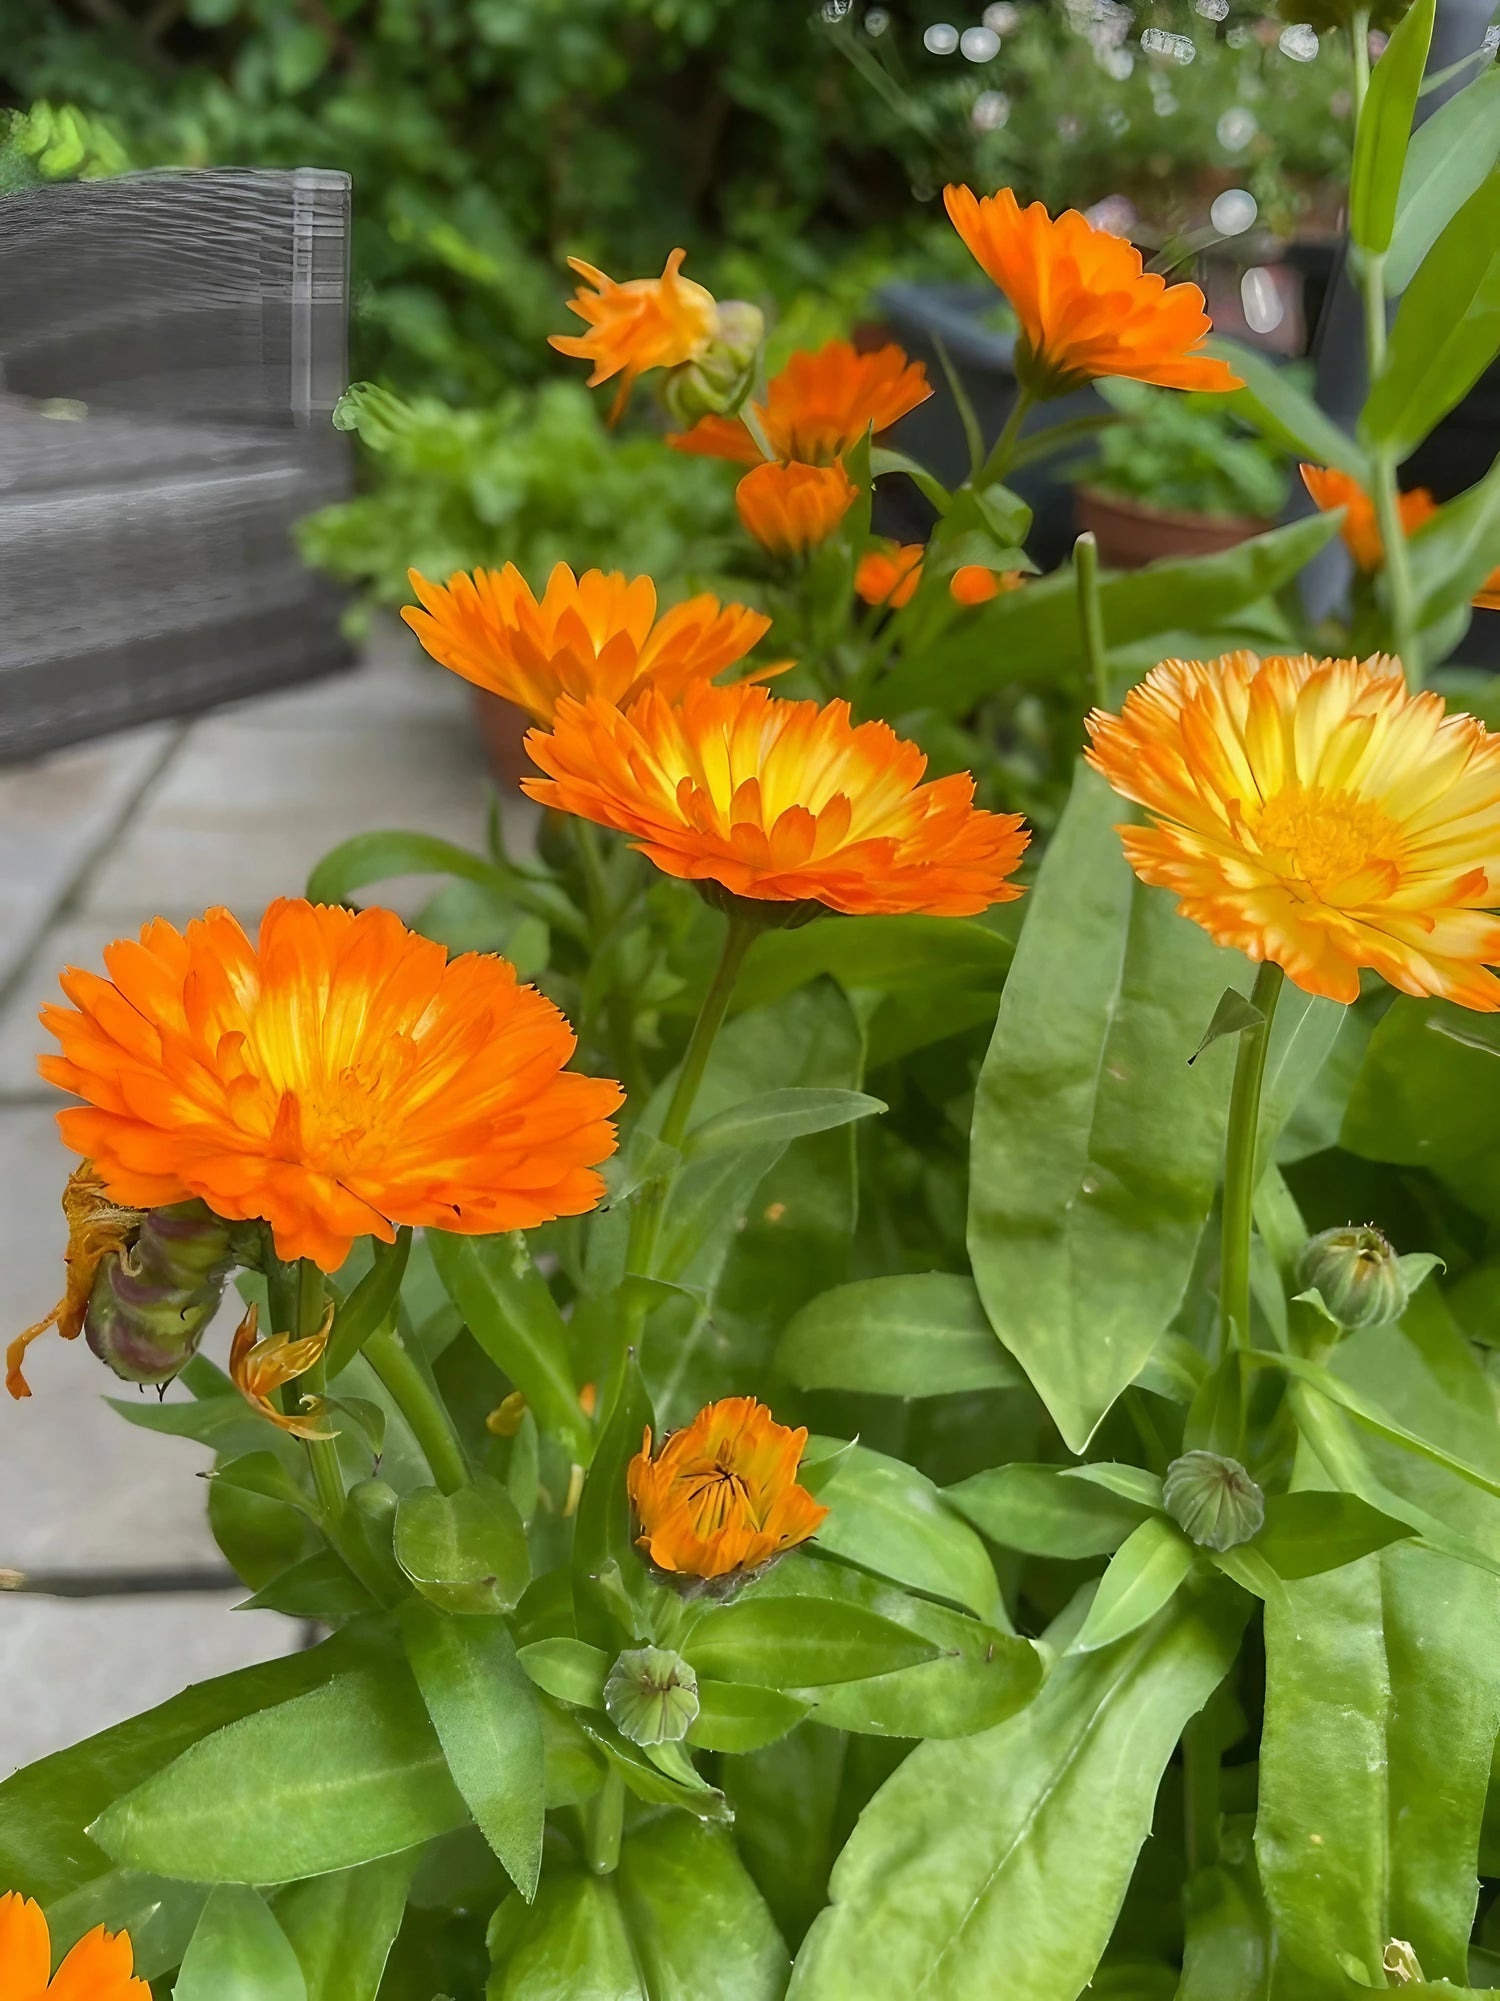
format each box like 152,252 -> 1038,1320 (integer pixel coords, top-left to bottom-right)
85,1200 -> 241,1386
604,1646 -> 699,1745
1163,1451 -> 1265,1551
659,300 -> 765,426
1295,1225 -> 1412,1331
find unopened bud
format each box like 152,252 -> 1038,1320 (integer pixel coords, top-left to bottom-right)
658,300 -> 765,425
85,1201 -> 241,1385
1295,1225 -> 1413,1331
1163,1450 -> 1264,1551
604,1645 -> 699,1745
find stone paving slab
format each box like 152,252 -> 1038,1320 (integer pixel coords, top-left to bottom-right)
1,1592 -> 301,1772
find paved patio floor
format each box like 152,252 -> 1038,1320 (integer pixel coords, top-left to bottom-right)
0,625 -> 500,1771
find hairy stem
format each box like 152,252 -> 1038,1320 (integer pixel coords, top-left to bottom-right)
1219,960 -> 1285,1363
365,1318 -> 470,1494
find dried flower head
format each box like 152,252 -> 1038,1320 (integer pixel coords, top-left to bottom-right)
229,1299 -> 337,1440
7,1163 -> 140,1399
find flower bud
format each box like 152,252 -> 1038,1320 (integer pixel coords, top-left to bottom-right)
604,1645 -> 700,1745
85,1200 -> 240,1385
659,300 -> 765,426
1163,1450 -> 1265,1551
1295,1225 -> 1410,1331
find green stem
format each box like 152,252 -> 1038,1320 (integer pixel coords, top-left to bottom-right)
574,820 -> 647,1101
1349,6 -> 1371,124
978,386 -> 1034,487
1074,531 -> 1109,710
292,1262 -> 346,1529
365,1319 -> 470,1494
1220,960 -> 1285,1362
585,1768 -> 626,1874
1182,1709 -> 1221,1877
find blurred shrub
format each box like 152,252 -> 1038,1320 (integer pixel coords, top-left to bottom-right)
1076,378 -> 1293,518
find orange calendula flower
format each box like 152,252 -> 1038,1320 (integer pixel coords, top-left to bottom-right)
1086,651 -> 1500,1008
628,1396 -> 829,1579
856,542 -> 925,609
1299,464 -> 1437,573
549,249 -> 717,422
7,1164 -> 140,1399
0,1891 -> 148,2000
402,563 -> 776,725
40,899 -> 622,1272
736,460 -> 857,557
951,565 -> 1024,607
944,184 -> 1242,399
670,338 -> 932,467
229,1299 -> 336,1440
523,679 -> 1029,917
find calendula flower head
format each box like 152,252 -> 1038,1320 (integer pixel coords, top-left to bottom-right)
628,1396 -> 829,1580
522,679 -> 1030,917
944,185 -> 1242,399
736,459 -> 857,557
0,1891 -> 148,2000
229,1299 -> 337,1440
856,542 -> 925,609
549,249 -> 718,422
658,299 -> 766,428
951,565 -> 1025,606
39,899 -> 622,1272
671,339 -> 932,467
402,563 -> 777,726
1086,651 -> 1500,1007
1300,464 -> 1437,574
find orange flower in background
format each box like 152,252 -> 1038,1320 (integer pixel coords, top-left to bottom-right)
6,1164 -> 140,1399
951,565 -> 1024,606
856,542 -> 925,609
0,1891 -> 148,2000
402,563 -> 776,725
736,460 -> 857,556
549,249 -> 717,421
1086,651 -> 1500,1008
670,338 -> 932,466
944,184 -> 1242,398
229,1300 -> 336,1441
1299,464 -> 1437,573
40,900 -> 622,1271
523,679 -> 1030,917
628,1396 -> 828,1579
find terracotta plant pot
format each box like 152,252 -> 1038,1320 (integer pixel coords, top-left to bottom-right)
471,687 -> 533,789
1075,487 -> 1272,571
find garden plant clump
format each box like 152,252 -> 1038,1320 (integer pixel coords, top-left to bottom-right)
10,1 -> 1500,1997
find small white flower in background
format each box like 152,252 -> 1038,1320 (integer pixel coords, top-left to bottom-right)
924,21 -> 960,53
972,89 -> 1012,130
1216,105 -> 1258,150
1211,188 -> 1258,236
1085,194 -> 1138,235
961,24 -> 1002,59
983,1 -> 1020,30
1141,27 -> 1197,61
864,5 -> 889,31
1278,22 -> 1320,60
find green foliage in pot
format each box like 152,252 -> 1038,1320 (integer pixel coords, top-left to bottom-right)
1080,378 -> 1293,520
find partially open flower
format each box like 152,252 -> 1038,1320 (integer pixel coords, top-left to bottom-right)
951,565 -> 1024,607
0,1890 -> 148,2000
1300,465 -> 1438,574
402,563 -> 776,725
735,460 -> 857,557
229,1299 -> 336,1440
549,248 -> 718,422
944,184 -> 1242,399
856,542 -> 925,609
1086,651 -> 1500,1007
628,1396 -> 828,1580
670,338 -> 932,467
523,680 -> 1030,917
1296,1224 -> 1412,1329
658,299 -> 766,427
39,900 -> 622,1271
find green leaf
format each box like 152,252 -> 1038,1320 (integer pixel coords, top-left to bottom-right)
810,1439 -> 1003,1621
945,1462 -> 1155,1558
1178,1839 -> 1271,2001
210,1450 -> 317,1517
428,1229 -> 590,1463
684,1086 -> 886,1158
878,516 -> 1338,719
399,1601 -> 545,1898
306,829 -> 583,941
1062,1462 -> 1164,1509
393,1476 -> 530,1615
688,1681 -> 813,1753
1206,337 -> 1370,481
967,764 -> 1239,1452
687,1596 -> 940,1689
1074,1519 -> 1197,1652
237,1550 -> 373,1620
787,1585 -> 1248,2001
174,1886 -> 307,2001
1252,1490 -> 1412,1579
1363,170 -> 1500,462
519,1637 -> 609,1710
1265,1350 -> 1500,1504
1342,994 -> 1500,1217
1350,0 -> 1436,253
43,1871 -> 208,1984
1388,64 -> 1500,292
1408,455 -> 1500,646
735,913 -> 1012,1015
571,1357 -> 654,1651
326,1229 -> 411,1379
775,1272 -> 1023,1398
275,1856 -> 414,2001
89,1664 -> 469,1882
575,1714 -> 730,1820
1189,986 -> 1263,1063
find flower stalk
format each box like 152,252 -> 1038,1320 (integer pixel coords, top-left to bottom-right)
1219,959 -> 1285,1362
364,1316 -> 470,1495
1074,531 -> 1109,709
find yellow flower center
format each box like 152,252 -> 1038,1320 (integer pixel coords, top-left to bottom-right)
1253,785 -> 1399,900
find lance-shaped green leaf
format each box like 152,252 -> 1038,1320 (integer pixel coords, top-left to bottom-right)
776,1272 -> 1022,1399
686,1596 -> 939,1689
400,1602 -> 545,1898
733,914 -> 1013,1015
1073,1518 -> 1197,1652
275,1855 -> 414,2001
1388,64 -> 1500,292
967,764 -> 1238,1452
306,829 -> 584,941
688,1682 -> 813,1754
174,1886 -> 306,2001
393,1476 -> 530,1616
1206,336 -> 1370,480
519,1637 -> 610,1711
571,1357 -> 654,1652
787,1584 -> 1248,2001
683,1087 -> 886,1158
946,1461 -> 1156,1558
1408,454 -> 1500,643
1251,1491 -> 1411,1579
428,1229 -> 590,1462
808,1439 -> 1003,1621
1350,0 -> 1435,253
